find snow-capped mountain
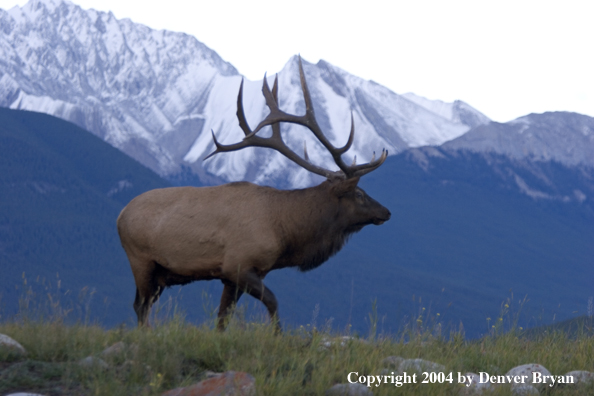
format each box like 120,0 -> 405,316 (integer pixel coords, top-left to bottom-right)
443,112 -> 594,168
0,0 -> 238,181
402,92 -> 491,129
0,0 -> 490,187
191,57 -> 490,187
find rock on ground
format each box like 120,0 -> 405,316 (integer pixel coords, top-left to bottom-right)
564,370 -> 594,385
100,341 -> 127,358
459,372 -> 494,395
78,356 -> 109,370
400,358 -> 446,374
0,333 -> 27,355
380,356 -> 445,375
5,394 -> 48,396
511,384 -> 540,395
380,356 -> 404,369
325,383 -> 373,396
161,371 -> 255,396
505,363 -> 551,388
319,336 -> 368,350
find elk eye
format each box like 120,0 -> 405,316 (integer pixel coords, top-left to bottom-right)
355,191 -> 364,199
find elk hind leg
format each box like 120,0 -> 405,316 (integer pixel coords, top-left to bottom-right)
130,259 -> 162,327
133,285 -> 163,327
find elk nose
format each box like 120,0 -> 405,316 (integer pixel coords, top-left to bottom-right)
373,208 -> 391,225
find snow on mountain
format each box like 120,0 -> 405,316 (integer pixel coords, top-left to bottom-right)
190,57 -> 480,187
0,0 -> 484,187
402,92 -> 490,129
443,112 -> 594,168
0,0 -> 238,179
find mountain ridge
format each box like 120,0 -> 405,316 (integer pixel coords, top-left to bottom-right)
444,111 -> 594,168
0,0 -> 491,188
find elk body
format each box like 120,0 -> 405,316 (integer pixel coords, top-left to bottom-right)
117,58 -> 390,330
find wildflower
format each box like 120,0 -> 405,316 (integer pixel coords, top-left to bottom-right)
150,373 -> 163,388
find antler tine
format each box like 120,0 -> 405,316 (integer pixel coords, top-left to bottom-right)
272,74 -> 279,104
269,75 -> 283,140
303,140 -> 309,162
298,56 -> 315,117
347,149 -> 389,178
296,58 -> 388,178
335,112 -> 355,155
236,79 -> 253,137
261,74 -> 279,116
246,73 -> 302,138
203,130 -> 230,160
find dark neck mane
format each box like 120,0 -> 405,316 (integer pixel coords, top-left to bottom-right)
273,182 -> 362,272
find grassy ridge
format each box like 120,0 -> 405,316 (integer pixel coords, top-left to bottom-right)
1,312 -> 593,395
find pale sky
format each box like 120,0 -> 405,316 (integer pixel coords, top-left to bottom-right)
1,0 -> 593,122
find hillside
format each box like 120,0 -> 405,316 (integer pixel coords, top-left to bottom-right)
0,107 -> 171,323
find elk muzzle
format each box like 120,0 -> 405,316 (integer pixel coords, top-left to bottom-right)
373,207 -> 391,225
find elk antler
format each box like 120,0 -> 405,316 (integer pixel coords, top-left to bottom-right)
205,56 -> 388,179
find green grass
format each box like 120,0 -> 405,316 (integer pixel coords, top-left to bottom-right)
1,310 -> 593,396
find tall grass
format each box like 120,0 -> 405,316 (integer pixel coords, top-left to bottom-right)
1,285 -> 593,395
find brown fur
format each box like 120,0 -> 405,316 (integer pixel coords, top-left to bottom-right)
117,176 -> 390,331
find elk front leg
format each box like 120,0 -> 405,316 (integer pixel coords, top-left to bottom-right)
229,270 -> 281,333
217,281 -> 244,331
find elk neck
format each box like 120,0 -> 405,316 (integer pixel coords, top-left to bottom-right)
272,180 -> 358,272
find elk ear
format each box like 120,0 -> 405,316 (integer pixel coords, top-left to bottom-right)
331,177 -> 360,197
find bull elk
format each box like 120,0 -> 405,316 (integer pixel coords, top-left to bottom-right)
117,58 -> 391,331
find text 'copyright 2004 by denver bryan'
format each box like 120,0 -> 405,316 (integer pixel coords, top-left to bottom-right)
347,371 -> 575,388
